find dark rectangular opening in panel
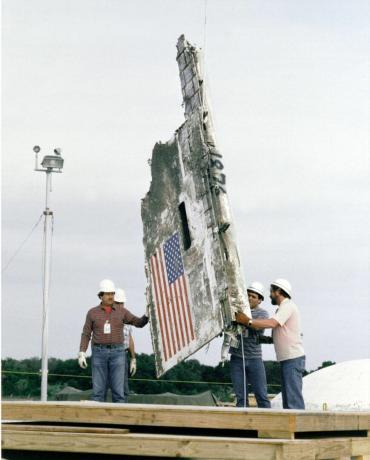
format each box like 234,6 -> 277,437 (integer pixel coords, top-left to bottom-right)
178,202 -> 191,250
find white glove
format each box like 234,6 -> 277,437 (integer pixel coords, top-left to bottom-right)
78,351 -> 88,369
130,357 -> 137,376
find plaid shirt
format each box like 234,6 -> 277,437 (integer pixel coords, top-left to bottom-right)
79,303 -> 148,352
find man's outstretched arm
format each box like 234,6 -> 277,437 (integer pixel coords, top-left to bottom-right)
235,312 -> 279,329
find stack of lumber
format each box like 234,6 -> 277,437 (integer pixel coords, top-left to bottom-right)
2,401 -> 370,459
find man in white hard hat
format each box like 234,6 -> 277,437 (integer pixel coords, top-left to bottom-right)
235,279 -> 305,409
229,282 -> 271,408
78,279 -> 148,403
114,288 -> 137,403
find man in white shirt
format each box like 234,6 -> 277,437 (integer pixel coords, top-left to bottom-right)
235,279 -> 305,409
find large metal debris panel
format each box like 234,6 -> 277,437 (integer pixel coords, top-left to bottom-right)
142,35 -> 250,377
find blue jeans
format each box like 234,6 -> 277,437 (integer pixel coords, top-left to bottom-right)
230,355 -> 271,408
280,355 -> 305,409
91,344 -> 126,403
124,350 -> 129,403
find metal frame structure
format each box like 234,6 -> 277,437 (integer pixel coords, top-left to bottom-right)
33,146 -> 64,401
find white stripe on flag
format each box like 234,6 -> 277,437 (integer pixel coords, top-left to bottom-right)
154,251 -> 174,359
175,276 -> 190,345
161,245 -> 182,353
150,256 -> 169,361
158,246 -> 179,355
171,281 -> 185,349
150,236 -> 196,362
180,275 -> 195,340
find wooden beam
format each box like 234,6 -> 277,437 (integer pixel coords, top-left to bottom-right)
2,424 -> 129,435
3,429 -> 370,460
1,429 -> 318,459
2,421 -> 370,459
2,401 -> 369,436
258,430 -> 295,440
351,437 -> 370,457
294,411 -> 367,432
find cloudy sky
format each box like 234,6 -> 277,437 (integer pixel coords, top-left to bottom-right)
2,0 -> 369,372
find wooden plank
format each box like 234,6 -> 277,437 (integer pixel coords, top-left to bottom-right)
314,438 -> 353,459
2,427 -> 370,459
294,412 -> 366,432
258,430 -> 295,440
2,430 -> 317,460
351,437 -> 370,457
2,424 -> 129,434
311,437 -> 370,460
1,401 -> 295,432
3,401 -> 369,435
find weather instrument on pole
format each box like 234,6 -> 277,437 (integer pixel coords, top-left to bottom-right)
141,36 -> 251,377
33,145 -> 64,401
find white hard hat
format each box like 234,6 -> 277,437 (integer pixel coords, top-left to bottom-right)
271,279 -> 292,298
98,279 -> 115,294
247,281 -> 265,300
114,288 -> 126,303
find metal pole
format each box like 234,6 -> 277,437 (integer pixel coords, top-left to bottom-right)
40,170 -> 53,401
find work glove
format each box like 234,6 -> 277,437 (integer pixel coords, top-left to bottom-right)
78,351 -> 88,369
130,357 -> 137,376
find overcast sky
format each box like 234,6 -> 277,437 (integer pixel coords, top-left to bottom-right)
2,0 -> 369,372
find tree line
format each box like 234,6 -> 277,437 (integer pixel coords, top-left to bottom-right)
1,354 -> 335,401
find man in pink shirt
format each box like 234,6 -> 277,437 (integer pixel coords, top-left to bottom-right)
235,279 -> 305,409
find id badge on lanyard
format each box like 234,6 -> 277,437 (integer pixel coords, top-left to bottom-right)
104,320 -> 111,334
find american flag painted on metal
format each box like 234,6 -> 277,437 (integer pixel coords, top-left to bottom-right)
149,232 -> 195,362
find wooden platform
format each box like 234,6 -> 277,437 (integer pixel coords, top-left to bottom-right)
2,401 -> 370,459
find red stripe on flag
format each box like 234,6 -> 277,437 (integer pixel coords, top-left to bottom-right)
176,276 -> 190,345
180,275 -> 195,340
171,281 -> 185,349
150,255 -> 169,362
158,246 -> 179,354
160,246 -> 182,353
152,253 -> 173,358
